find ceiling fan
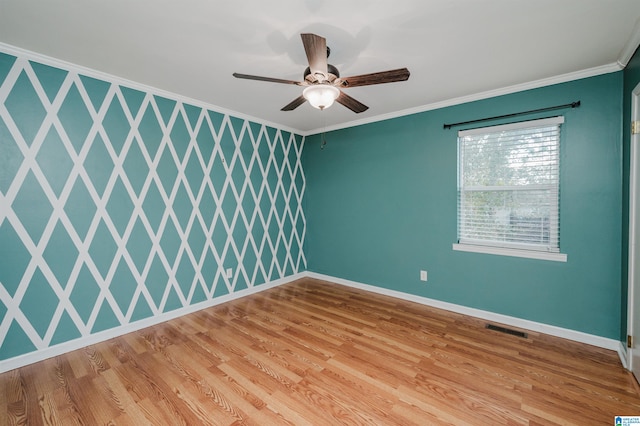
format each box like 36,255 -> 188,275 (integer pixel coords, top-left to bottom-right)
233,33 -> 410,113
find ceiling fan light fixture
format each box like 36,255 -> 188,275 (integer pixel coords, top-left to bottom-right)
303,85 -> 339,110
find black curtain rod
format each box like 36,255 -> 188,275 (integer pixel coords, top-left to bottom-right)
443,101 -> 580,130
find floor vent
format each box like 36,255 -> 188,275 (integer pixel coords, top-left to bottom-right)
485,323 -> 528,338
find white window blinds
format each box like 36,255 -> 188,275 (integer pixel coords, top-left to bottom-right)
457,116 -> 563,253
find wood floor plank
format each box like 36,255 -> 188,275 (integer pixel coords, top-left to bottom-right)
304,367 -> 407,425
135,396 -> 191,426
1,277 -> 639,425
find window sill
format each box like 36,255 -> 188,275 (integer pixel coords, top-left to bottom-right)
452,243 -> 568,262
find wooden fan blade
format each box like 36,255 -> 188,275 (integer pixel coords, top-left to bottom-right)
281,95 -> 307,111
301,33 -> 328,81
337,68 -> 410,88
233,73 -> 303,85
336,91 -> 369,113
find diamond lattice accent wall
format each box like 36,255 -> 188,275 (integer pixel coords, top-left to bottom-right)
0,48 -> 306,363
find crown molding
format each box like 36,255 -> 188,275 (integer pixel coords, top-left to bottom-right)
618,17 -> 640,68
0,41 -> 629,139
303,62 -> 622,136
0,42 -> 304,137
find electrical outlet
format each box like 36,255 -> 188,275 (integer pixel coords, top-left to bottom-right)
226,268 -> 233,279
420,270 -> 428,282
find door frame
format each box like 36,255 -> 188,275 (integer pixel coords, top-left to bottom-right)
627,81 -> 640,373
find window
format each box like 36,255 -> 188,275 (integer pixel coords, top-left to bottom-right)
453,116 -> 567,261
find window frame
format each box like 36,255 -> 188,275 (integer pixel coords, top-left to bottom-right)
452,116 -> 567,262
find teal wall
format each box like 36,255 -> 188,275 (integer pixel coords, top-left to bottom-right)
305,72 -> 623,339
0,48 -> 306,362
0,41 -> 630,366
622,46 -> 640,341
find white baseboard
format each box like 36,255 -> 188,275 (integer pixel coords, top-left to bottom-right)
304,272 -> 625,361
0,273 -> 305,374
2,271 -> 628,373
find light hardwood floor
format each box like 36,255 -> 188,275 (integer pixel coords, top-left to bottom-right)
1,278 -> 639,425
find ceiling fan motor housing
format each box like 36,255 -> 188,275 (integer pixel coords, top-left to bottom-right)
304,64 -> 340,83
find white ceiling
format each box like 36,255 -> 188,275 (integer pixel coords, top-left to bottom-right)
1,0 -> 639,134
